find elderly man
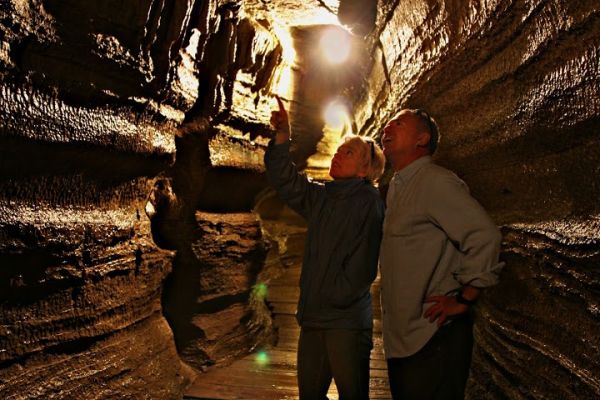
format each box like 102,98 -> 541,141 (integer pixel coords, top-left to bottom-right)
379,109 -> 504,399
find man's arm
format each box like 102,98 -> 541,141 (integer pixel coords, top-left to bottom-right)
424,285 -> 480,326
423,172 -> 504,325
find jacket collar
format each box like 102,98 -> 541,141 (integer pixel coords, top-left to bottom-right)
325,177 -> 369,199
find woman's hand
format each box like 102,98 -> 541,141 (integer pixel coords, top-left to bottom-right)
271,95 -> 290,144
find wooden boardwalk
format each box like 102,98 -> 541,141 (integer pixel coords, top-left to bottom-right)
185,261 -> 391,400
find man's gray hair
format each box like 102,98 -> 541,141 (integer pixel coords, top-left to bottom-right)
412,109 -> 440,154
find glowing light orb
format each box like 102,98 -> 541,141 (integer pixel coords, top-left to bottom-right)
255,350 -> 270,366
319,27 -> 352,64
253,282 -> 268,299
323,101 -> 350,130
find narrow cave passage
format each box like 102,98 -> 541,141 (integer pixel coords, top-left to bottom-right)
182,184 -> 390,399
0,1 -> 598,400
183,223 -> 391,399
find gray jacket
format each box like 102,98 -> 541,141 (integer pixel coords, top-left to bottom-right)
265,140 -> 384,329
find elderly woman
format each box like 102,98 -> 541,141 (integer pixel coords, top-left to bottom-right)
264,97 -> 385,400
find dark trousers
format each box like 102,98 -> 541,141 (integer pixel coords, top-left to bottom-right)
387,315 -> 474,400
297,328 -> 373,400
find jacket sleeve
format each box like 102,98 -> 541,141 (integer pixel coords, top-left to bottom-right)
329,196 -> 384,307
264,139 -> 321,220
426,172 -> 504,288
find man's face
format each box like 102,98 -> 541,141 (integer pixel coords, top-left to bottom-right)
380,111 -> 423,160
329,141 -> 368,180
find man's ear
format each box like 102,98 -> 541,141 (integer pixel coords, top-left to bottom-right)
416,131 -> 431,148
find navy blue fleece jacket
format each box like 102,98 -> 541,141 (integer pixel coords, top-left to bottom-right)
264,140 -> 384,329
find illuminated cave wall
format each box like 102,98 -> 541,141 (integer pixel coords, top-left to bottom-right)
356,1 -> 599,398
0,0 -> 282,398
0,0 -> 598,399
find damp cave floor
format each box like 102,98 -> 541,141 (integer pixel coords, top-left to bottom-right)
184,260 -> 391,400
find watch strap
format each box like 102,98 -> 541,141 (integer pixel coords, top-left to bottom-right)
455,292 -> 477,306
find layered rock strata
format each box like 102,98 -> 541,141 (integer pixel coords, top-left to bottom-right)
1,0 -> 598,399
356,1 -> 599,398
0,0 -> 282,397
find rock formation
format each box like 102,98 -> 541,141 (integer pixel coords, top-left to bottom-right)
0,0 -> 598,399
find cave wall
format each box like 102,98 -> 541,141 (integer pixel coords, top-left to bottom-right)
0,0 -> 283,398
356,1 -> 599,398
0,0 -> 194,398
1,0 -> 598,399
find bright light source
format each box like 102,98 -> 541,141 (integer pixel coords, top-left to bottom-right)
272,66 -> 292,98
323,101 -> 350,131
319,27 -> 352,64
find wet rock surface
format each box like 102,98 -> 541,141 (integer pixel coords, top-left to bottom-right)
0,0 -> 599,399
357,1 -> 600,398
2,1 -> 233,398
1,314 -> 189,400
472,218 -> 600,399
162,211 -> 274,371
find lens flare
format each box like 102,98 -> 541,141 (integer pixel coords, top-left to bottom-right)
255,350 -> 270,366
253,282 -> 268,299
323,101 -> 350,131
319,27 -> 352,64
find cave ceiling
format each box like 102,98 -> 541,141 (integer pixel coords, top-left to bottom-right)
242,0 -> 340,27
0,0 -> 599,399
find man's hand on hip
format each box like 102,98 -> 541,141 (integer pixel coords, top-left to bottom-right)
423,295 -> 469,326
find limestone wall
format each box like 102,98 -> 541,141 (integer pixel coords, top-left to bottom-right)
0,0 -> 279,397
0,0 -> 598,398
358,1 -> 599,398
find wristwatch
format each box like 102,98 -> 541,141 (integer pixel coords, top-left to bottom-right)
455,292 -> 477,306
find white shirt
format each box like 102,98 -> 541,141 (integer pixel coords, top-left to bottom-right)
379,156 -> 504,358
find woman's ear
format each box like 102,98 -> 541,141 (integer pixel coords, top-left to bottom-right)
357,164 -> 369,178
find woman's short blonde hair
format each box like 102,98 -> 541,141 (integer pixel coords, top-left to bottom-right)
343,135 -> 385,182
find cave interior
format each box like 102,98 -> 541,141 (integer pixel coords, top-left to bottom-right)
0,0 -> 599,399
